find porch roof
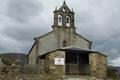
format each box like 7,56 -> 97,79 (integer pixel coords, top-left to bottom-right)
61,46 -> 107,57
61,46 -> 93,52
39,46 -> 107,57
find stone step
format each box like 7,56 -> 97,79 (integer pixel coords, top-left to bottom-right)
64,76 -> 103,80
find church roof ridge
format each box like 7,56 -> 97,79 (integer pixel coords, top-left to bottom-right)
37,31 -> 53,39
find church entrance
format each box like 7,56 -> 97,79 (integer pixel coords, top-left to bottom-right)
65,50 -> 90,75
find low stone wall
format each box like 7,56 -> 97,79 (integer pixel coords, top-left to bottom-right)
0,74 -> 64,80
89,53 -> 107,79
0,74 -> 116,80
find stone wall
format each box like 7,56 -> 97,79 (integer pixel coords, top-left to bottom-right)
38,31 -> 58,56
96,53 -> 107,78
89,53 -> 107,79
53,27 -> 75,47
53,27 -> 90,49
74,34 -> 90,49
28,44 -> 37,65
45,50 -> 65,77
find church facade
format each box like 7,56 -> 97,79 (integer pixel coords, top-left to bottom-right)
28,1 -> 107,79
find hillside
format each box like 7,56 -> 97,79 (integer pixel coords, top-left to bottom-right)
0,53 -> 28,64
109,66 -> 120,74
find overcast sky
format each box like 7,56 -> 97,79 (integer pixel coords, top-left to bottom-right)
0,0 -> 120,66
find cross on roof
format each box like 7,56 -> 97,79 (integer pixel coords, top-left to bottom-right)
64,0 -> 66,3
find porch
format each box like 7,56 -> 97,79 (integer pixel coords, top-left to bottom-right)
64,49 -> 90,75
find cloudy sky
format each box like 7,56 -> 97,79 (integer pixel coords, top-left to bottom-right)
0,0 -> 120,66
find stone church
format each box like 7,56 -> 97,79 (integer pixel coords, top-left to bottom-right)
28,1 -> 107,79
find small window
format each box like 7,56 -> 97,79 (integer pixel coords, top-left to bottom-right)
63,40 -> 67,47
58,15 -> 62,26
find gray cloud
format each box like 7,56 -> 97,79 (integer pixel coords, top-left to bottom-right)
3,24 -> 46,42
0,0 -> 45,53
75,0 -> 120,40
6,0 -> 42,23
